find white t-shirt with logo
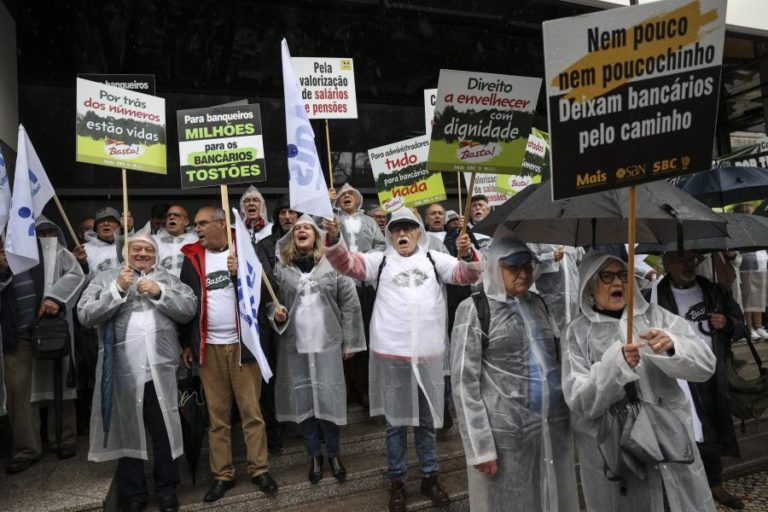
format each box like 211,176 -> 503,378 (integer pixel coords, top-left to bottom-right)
205,249 -> 238,345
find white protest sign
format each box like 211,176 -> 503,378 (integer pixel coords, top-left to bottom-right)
291,57 -> 357,119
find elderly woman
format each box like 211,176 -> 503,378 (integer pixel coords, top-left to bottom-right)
562,251 -> 717,512
270,215 -> 365,484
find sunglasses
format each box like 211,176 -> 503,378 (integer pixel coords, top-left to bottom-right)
598,270 -> 629,284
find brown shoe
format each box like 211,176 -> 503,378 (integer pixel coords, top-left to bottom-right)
420,474 -> 450,507
389,479 -> 407,512
711,484 -> 744,510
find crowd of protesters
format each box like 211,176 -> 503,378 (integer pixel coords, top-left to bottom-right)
0,185 -> 757,512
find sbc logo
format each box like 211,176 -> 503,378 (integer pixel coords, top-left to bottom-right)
653,156 -> 691,174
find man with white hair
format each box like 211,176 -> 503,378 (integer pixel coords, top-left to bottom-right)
153,205 -> 198,277
239,186 -> 273,244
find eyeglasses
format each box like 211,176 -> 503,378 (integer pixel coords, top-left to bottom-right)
500,261 -> 538,274
671,254 -> 704,266
192,219 -> 223,228
598,270 -> 629,284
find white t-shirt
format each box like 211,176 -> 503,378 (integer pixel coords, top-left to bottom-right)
205,249 -> 238,345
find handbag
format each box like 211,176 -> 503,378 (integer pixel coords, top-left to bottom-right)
597,382 -> 694,493
31,311 -> 71,360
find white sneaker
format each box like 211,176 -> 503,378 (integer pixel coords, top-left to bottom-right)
751,329 -> 762,340
756,328 -> 768,338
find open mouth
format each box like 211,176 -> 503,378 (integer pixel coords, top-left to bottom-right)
397,237 -> 409,247
167,219 -> 178,228
610,289 -> 624,300
297,233 -> 309,242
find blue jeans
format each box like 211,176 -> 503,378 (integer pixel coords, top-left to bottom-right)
385,391 -> 438,480
300,417 -> 340,457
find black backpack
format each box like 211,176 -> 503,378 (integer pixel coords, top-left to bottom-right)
31,312 -> 71,360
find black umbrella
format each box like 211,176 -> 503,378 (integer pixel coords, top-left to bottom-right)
475,181 -> 727,246
675,166 -> 768,208
178,370 -> 208,485
636,213 -> 768,254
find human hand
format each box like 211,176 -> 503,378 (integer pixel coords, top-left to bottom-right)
122,211 -> 134,231
137,279 -> 161,299
38,299 -> 60,317
74,245 -> 87,264
645,270 -> 660,281
0,248 -> 7,272
227,254 -> 238,276
708,313 -> 726,330
274,306 -> 288,324
342,350 -> 354,361
639,329 -> 674,354
457,234 -> 472,258
328,187 -> 337,202
116,267 -> 134,291
181,347 -> 194,368
322,217 -> 340,239
622,342 -> 642,368
554,246 -> 565,262
474,460 -> 498,477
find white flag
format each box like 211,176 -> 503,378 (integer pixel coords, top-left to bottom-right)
233,208 -> 273,382
6,125 -> 55,274
281,39 -> 334,219
0,147 -> 11,234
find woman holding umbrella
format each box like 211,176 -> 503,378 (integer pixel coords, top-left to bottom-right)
269,215 -> 365,484
561,251 -> 716,512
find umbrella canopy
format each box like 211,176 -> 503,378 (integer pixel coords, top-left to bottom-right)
675,166 -> 768,208
636,213 -> 768,254
474,181 -> 728,246
178,370 -> 208,485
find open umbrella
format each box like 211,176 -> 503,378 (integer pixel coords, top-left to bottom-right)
675,166 -> 768,208
636,213 -> 768,254
474,181 -> 728,246
178,370 -> 208,485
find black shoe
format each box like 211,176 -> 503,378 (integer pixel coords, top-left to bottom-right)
121,501 -> 146,512
157,494 -> 179,512
6,457 -> 37,474
328,456 -> 346,482
252,472 -> 278,495
202,479 -> 235,502
712,484 -> 745,510
57,445 -> 77,460
308,455 -> 324,484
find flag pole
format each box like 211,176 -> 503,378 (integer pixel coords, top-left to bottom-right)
457,172 -> 476,260
626,185 -> 637,344
51,193 -> 80,247
324,119 -> 334,190
121,169 -> 129,268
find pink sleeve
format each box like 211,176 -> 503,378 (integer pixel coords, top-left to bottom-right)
324,234 -> 368,281
451,249 -> 482,285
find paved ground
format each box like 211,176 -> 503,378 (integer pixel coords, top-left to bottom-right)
717,471 -> 768,511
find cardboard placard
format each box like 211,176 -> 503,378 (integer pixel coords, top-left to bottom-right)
497,128 -> 550,195
369,135 -> 446,212
543,0 -> 727,200
715,139 -> 768,168
177,104 -> 266,189
424,88 -> 437,138
77,74 -> 155,94
291,57 -> 357,119
461,172 -> 510,207
76,77 -> 167,174
427,70 -> 541,174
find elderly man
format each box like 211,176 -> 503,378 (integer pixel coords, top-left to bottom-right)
78,234 -> 196,512
154,205 -> 198,277
649,250 -> 745,510
180,207 -> 278,502
323,208 -> 482,512
1,219 -> 84,473
424,203 -> 446,242
451,236 -> 578,512
366,204 -> 387,234
74,207 -> 123,279
467,196 -> 492,249
239,186 -> 273,244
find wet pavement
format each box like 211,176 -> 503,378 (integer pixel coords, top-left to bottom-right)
717,471 -> 768,511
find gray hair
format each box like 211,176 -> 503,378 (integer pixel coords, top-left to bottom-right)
210,207 -> 227,222
583,256 -> 627,303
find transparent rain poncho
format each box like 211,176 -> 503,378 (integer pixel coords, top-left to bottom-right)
562,251 -> 716,512
77,261 -> 197,462
739,250 -> 768,312
451,235 -> 579,512
334,183 -> 385,254
324,207 -> 482,428
269,215 -> 365,425
529,243 -> 583,337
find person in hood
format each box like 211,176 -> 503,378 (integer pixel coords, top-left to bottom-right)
648,250 -> 745,510
179,207 -> 278,502
322,208 -> 482,512
153,205 -> 198,278
529,243 -> 584,337
1,218 -> 85,473
451,234 -> 579,512
74,207 -> 123,280
330,183 -> 385,407
259,194 -> 299,270
239,186 -> 273,244
562,251 -> 717,512
268,215 -> 365,484
78,234 -> 196,512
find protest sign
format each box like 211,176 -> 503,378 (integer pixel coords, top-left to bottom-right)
543,0 -> 727,200
369,135 -> 446,212
427,70 -> 541,174
176,103 -> 266,189
77,74 -> 155,94
291,57 -> 357,119
462,173 -> 509,207
424,89 -> 437,137
715,139 -> 768,168
497,128 -> 550,195
76,77 -> 166,174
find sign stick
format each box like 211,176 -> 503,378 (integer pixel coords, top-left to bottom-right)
51,193 -> 80,247
122,169 -> 129,268
457,174 -> 463,218
324,119 -> 334,190
626,185 -> 636,344
457,172 -> 476,260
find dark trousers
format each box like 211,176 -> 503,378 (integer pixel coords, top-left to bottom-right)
300,417 -> 340,457
344,284 -> 374,401
116,381 -> 179,502
697,439 -> 723,487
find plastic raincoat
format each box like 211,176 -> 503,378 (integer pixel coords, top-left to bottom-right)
529,243 -> 583,337
451,237 -> 578,512
77,260 -> 197,462
738,250 -> 767,312
325,208 -> 482,428
268,215 -> 366,425
334,183 -> 385,254
82,230 -> 120,280
239,185 -> 273,244
153,229 -> 198,277
562,251 -> 716,512
31,217 -> 85,403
